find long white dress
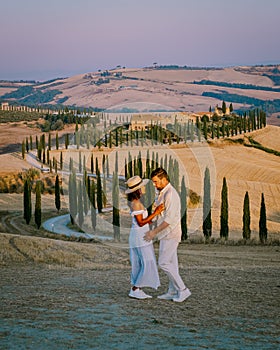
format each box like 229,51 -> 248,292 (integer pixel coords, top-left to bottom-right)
129,209 -> 160,289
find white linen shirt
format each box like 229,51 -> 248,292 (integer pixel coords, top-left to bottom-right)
154,182 -> 181,242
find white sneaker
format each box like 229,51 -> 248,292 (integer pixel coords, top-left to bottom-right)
129,288 -> 152,299
172,288 -> 191,302
157,291 -> 177,300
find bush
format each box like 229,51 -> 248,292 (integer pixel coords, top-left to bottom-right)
0,169 -> 55,194
188,189 -> 200,206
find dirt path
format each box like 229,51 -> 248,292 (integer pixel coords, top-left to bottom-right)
0,233 -> 279,349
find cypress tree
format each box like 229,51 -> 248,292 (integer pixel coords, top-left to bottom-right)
168,156 -> 173,183
190,121 -> 194,142
128,152 -> 133,178
220,177 -> 229,239
90,178 -> 96,231
65,133 -> 69,150
26,137 -> 29,153
145,150 -> 150,178
109,131 -> 112,148
181,176 -> 188,241
96,168 -> 103,213
106,155 -> 109,178
211,123 -> 215,139
137,151 -> 142,178
30,135 -> 33,150
243,191 -> 251,240
197,121 -> 201,142
216,124 -> 220,139
115,128 -> 119,147
203,120 -> 208,140
78,180 -> 84,228
115,151 -> 118,174
222,100 -> 226,114
226,124 -> 230,137
164,154 -> 168,172
22,141 -> 25,160
91,154 -> 94,173
48,133 -> 51,151
34,181 -> 41,229
76,131 -> 80,149
55,175 -> 61,212
23,178 -> 32,225
173,160 -> 180,192
133,156 -> 138,176
234,118 -> 238,135
41,134 -> 45,150
69,171 -> 77,224
69,157 -> 73,172
102,154 -> 106,175
155,152 -> 159,168
60,152 -> 63,170
47,149 -> 50,165
203,167 -> 212,239
54,157 -> 58,173
102,169 -> 107,208
112,171 -> 120,241
56,132 -> 59,150
222,121 -> 225,138
95,157 -> 99,176
79,151 -> 82,173
124,158 -> 128,180
259,193 -> 267,243
83,170 -> 89,214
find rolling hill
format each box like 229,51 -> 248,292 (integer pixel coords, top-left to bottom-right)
1,65 -> 280,125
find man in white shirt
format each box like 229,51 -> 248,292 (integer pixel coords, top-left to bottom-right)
144,167 -> 191,302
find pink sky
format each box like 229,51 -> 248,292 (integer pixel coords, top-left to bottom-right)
1,0 -> 280,81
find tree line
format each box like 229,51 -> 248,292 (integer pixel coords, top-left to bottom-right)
203,168 -> 268,243
21,107 -> 267,168
23,161 -> 269,243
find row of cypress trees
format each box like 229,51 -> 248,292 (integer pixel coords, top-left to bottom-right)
23,175 -> 61,229
22,108 -> 266,157
203,167 -> 268,243
23,151 -> 268,243
66,151 -> 269,242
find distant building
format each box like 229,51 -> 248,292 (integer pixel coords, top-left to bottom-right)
130,114 -> 171,131
129,112 -> 200,131
215,105 -> 230,116
1,102 -> 9,111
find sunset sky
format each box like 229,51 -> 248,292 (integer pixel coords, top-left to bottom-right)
1,0 -> 280,81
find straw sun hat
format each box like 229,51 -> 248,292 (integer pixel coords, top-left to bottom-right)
125,175 -> 149,194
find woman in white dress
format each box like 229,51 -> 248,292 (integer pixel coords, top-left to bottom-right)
125,176 -> 164,299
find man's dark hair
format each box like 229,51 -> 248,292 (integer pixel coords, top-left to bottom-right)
151,167 -> 169,181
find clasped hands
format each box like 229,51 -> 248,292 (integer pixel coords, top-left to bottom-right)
144,203 -> 164,242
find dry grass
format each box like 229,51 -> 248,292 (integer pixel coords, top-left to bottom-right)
0,232 -> 130,267
0,123 -> 279,242
38,67 -> 280,117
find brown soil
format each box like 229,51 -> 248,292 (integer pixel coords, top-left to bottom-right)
0,233 -> 279,349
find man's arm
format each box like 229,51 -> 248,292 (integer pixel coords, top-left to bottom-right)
144,221 -> 169,242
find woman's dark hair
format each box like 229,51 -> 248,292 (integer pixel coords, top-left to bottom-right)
127,189 -> 142,203
151,167 -> 169,181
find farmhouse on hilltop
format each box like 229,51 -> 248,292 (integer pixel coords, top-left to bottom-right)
129,112 -> 201,131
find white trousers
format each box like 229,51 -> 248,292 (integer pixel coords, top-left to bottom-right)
158,239 -> 186,292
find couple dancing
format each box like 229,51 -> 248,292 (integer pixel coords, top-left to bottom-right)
125,167 -> 191,303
